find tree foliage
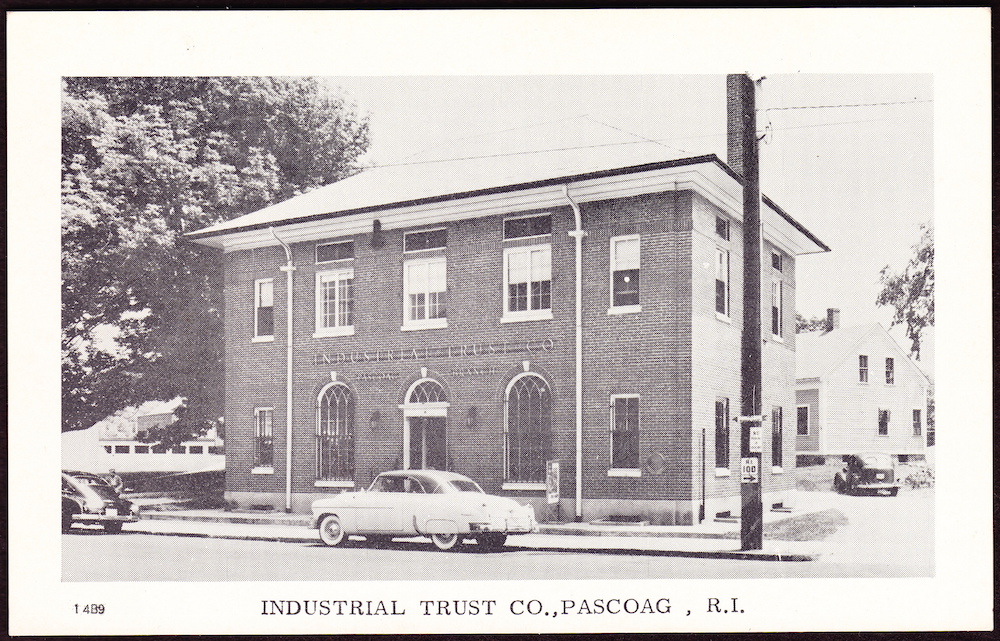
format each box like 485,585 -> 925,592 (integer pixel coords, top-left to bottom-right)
61,77 -> 370,436
795,313 -> 828,334
876,224 -> 934,360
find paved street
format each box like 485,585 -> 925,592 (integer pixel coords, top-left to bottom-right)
62,488 -> 932,581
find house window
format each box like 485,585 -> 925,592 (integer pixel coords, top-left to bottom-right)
152,443 -> 169,454
503,245 -> 552,321
715,248 -> 730,316
859,355 -> 869,383
504,213 -> 551,240
796,405 -> 809,436
771,280 -> 783,337
772,251 -> 783,272
610,395 -> 640,470
716,216 -> 730,240
771,406 -> 783,469
877,409 -> 890,436
114,445 -> 130,454
610,235 -> 640,310
715,398 -> 730,469
505,374 -> 551,483
885,358 -> 895,384
403,257 -> 447,330
316,240 -> 354,263
315,269 -> 354,337
404,228 -> 447,253
254,278 -> 274,340
188,445 -> 204,454
134,445 -> 149,454
104,446 -> 112,453
912,409 -> 922,436
254,408 -> 274,468
317,384 -> 355,481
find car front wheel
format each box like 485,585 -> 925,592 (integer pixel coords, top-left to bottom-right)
318,515 -> 346,547
431,532 -> 462,551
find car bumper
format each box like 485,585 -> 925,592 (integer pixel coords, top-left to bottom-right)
73,513 -> 140,524
854,483 -> 898,491
469,514 -> 538,535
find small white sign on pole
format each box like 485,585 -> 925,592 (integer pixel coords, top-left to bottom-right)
546,460 -> 560,505
740,457 -> 759,483
749,426 -> 762,453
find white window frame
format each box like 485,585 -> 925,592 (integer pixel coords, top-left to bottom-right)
402,256 -> 448,331
885,357 -> 895,385
316,240 -> 354,264
403,227 -> 448,254
796,404 -> 810,436
608,394 -> 641,476
770,279 -> 784,341
314,268 -> 355,338
252,407 -> 275,474
859,355 -> 869,383
502,244 -> 554,323
253,278 -> 274,342
715,247 -> 731,320
609,234 -> 641,314
912,408 -> 923,436
503,212 -> 552,241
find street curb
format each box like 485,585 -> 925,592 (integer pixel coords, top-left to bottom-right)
127,528 -> 817,562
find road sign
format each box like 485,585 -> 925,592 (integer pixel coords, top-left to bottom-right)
546,460 -> 560,504
740,457 -> 759,483
749,426 -> 762,453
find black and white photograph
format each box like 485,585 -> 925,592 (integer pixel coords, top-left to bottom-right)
8,8 -> 992,636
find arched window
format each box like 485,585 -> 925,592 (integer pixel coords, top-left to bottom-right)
409,379 -> 447,404
505,374 -> 551,483
317,384 -> 354,480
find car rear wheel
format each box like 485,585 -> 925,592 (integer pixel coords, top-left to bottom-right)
318,515 -> 346,547
476,533 -> 507,551
104,521 -> 123,534
431,532 -> 462,551
833,475 -> 844,493
888,487 -> 899,497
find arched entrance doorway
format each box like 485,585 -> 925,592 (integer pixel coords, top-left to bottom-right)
402,379 -> 449,470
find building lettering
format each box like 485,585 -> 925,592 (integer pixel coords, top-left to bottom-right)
313,339 -> 555,367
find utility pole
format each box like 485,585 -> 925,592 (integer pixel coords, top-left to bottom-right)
729,73 -> 764,550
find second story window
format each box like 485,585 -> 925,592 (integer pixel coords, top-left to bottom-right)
504,213 -> 551,240
859,355 -> 869,383
912,409 -> 922,436
771,251 -> 783,272
403,257 -> 447,330
254,278 -> 274,341
503,245 -> 552,321
316,240 -> 354,263
716,216 -> 730,240
771,280 -> 783,337
404,228 -> 447,252
885,358 -> 895,384
315,269 -> 354,337
715,248 -> 730,317
610,235 -> 640,310
877,408 -> 890,436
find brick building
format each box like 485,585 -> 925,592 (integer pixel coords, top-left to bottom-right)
188,116 -> 828,525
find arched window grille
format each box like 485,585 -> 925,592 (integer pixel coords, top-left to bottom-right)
409,379 -> 447,404
505,374 -> 551,483
317,384 -> 354,480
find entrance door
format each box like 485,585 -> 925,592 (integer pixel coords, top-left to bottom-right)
409,417 -> 446,470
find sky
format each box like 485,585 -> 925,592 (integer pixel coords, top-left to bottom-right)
329,74 -> 934,367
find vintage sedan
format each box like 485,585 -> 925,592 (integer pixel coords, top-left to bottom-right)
62,470 -> 140,533
834,452 -> 899,496
311,470 -> 538,551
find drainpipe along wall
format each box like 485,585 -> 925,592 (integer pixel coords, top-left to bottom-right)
562,185 -> 587,522
270,227 -> 296,513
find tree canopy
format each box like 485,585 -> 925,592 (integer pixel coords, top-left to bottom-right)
796,313 -> 828,334
61,77 -> 370,436
876,223 -> 934,360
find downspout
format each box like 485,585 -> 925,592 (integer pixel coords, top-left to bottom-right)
270,227 -> 296,513
562,185 -> 587,522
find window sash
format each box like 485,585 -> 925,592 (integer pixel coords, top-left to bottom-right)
771,280 -> 783,336
716,216 -> 730,240
505,376 -> 551,483
611,236 -> 640,308
317,270 -> 354,330
715,249 -> 730,315
611,396 -> 639,469
505,246 -> 552,314
796,405 -> 809,436
316,241 -> 354,263
859,355 -> 869,382
885,358 -> 895,384
771,406 -> 783,467
254,408 -> 274,467
317,385 -> 354,480
504,214 -> 552,240
405,258 -> 447,322
912,409 -> 922,435
255,279 -> 274,337
404,228 -> 447,252
878,409 -> 890,435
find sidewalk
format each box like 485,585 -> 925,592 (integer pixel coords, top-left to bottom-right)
130,505 -> 823,561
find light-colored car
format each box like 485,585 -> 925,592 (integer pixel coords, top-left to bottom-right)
311,470 -> 538,551
62,470 -> 140,533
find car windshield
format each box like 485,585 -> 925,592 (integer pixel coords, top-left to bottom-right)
70,476 -> 119,500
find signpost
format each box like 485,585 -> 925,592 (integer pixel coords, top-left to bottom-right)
546,460 -> 560,521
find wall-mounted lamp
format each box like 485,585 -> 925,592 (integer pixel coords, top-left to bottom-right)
466,406 -> 479,430
369,410 -> 382,432
370,219 -> 384,250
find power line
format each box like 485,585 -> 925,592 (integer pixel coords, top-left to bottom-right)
763,98 -> 932,112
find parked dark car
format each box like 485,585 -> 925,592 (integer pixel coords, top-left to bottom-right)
62,470 -> 140,533
834,453 -> 899,496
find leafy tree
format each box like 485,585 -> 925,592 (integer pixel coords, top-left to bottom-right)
62,77 -> 370,437
876,224 -> 934,360
796,313 -> 828,333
